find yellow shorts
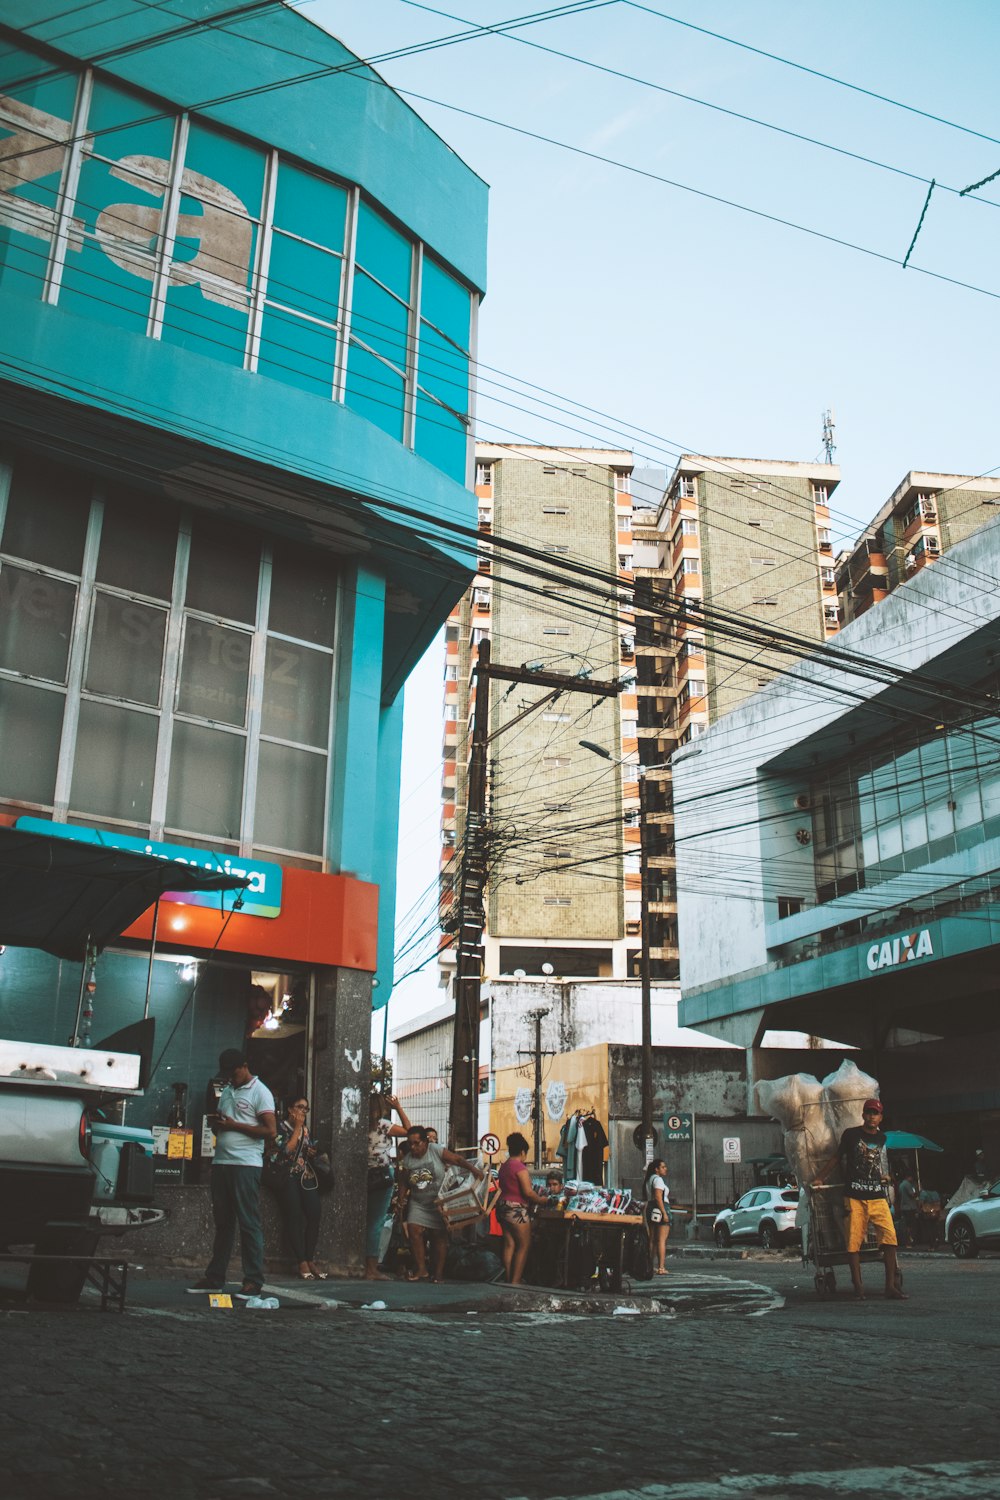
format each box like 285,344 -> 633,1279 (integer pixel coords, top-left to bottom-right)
844,1196 -> 897,1252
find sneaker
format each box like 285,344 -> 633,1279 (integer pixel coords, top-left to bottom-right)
233,1283 -> 264,1300
186,1278 -> 225,1294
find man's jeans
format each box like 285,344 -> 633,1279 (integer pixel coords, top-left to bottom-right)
206,1164 -> 265,1286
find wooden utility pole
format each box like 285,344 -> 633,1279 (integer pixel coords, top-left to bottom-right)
447,647 -> 621,1149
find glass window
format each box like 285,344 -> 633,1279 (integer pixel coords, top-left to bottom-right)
266,230 -> 341,323
176,618 -> 251,727
420,258 -> 470,350
254,742 -> 325,854
257,302 -> 338,398
2,456 -> 90,572
0,45 -> 79,300
355,201 -> 411,301
261,638 -> 331,746
344,341 -> 405,441
166,720 -> 244,838
269,548 -> 336,646
71,701 -> 157,822
351,269 -> 408,371
97,494 -> 178,599
86,593 -> 166,705
0,678 -> 63,804
272,163 -> 347,253
0,564 -> 76,681
186,522 -> 260,623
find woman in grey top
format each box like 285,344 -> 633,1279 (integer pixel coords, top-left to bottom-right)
398,1125 -> 484,1282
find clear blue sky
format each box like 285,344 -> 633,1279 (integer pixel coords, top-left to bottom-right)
302,0 -> 1000,1033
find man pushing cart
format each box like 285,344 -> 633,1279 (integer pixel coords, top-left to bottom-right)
810,1097 -> 907,1301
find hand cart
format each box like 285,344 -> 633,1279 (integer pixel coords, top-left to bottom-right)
804,1184 -> 902,1298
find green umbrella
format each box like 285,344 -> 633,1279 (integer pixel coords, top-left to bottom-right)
885,1131 -> 943,1153
885,1129 -> 943,1192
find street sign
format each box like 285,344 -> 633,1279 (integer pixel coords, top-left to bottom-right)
663,1111 -> 693,1143
479,1132 -> 501,1157
723,1136 -> 742,1164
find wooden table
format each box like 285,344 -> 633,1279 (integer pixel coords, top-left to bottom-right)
534,1209 -> 644,1294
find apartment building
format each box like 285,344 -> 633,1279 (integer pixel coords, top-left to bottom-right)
629,455 -> 842,974
837,471 -> 1000,623
441,445 -> 641,988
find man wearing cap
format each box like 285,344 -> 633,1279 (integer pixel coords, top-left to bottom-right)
188,1049 -> 276,1299
815,1097 -> 907,1301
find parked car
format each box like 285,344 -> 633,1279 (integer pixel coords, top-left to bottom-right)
714,1186 -> 800,1249
946,1179 -> 1000,1258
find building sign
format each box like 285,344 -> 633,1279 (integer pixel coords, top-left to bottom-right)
16,817 -> 282,919
663,1111 -> 693,1143
864,927 -> 934,974
723,1136 -> 741,1164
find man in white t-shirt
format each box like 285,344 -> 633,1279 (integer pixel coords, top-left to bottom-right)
187,1049 -> 276,1299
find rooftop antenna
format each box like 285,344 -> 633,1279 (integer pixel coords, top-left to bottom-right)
821,408 -> 836,465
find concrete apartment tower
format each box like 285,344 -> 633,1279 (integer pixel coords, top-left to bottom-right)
630,455 -> 842,969
441,444 -> 641,991
836,471 -> 1000,623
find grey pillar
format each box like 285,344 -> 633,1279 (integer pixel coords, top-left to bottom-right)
312,964 -> 372,1275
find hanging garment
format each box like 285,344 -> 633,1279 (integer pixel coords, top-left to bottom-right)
581,1115 -> 609,1185
556,1112 -> 579,1166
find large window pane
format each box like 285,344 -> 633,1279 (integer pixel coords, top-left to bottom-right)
86,593 -> 166,705
70,700 -> 157,822
2,456 -> 90,571
255,741 -> 325,854
177,618 -> 251,726
261,639 -> 331,746
269,549 -> 336,646
267,231 -> 341,322
355,202 -> 411,300
273,163 -> 347,253
344,341 -> 405,441
351,269 -> 408,370
0,678 -> 63,804
0,563 -> 76,681
166,721 -> 244,838
257,303 -> 338,398
186,521 -> 259,623
97,493 -> 178,599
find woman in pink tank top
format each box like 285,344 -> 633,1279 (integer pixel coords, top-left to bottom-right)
497,1132 -> 546,1285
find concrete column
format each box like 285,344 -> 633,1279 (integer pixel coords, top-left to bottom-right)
312,964 -> 372,1274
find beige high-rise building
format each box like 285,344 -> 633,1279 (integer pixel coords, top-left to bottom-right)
836,471 -> 1000,623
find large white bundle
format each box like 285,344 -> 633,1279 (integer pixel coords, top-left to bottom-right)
756,1062 -> 881,1187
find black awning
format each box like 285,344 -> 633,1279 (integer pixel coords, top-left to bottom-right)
0,825 -> 249,961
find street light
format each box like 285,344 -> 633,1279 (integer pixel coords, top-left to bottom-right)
579,739 -> 671,1165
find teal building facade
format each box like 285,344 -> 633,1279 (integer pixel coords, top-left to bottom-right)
0,2 -> 487,1268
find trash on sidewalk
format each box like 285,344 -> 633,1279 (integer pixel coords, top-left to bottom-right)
245,1296 -> 280,1309
361,1300 -> 387,1310
612,1304 -> 640,1315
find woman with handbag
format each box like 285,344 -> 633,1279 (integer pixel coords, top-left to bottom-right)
366,1092 -> 411,1280
269,1098 -> 328,1280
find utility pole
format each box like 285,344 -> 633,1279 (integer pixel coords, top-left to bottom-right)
448,639 -> 492,1152
447,651 -> 622,1150
637,769 -> 654,1163
519,1008 -> 553,1167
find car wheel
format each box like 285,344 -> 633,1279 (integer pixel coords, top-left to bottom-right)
950,1218 -> 979,1259
760,1222 -> 778,1251
714,1223 -> 732,1248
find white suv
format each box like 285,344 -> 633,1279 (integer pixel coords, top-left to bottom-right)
713,1186 -> 800,1249
946,1180 -> 1000,1258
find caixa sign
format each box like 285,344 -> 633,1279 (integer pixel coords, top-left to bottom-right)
16,817 -> 282,919
865,928 -> 934,973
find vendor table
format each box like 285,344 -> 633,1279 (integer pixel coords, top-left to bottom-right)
534,1209 -> 644,1294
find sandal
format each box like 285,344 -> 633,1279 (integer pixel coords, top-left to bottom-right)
296,1270 -> 316,1280
406,1272 -> 429,1282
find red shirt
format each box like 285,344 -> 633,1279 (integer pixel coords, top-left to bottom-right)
499,1156 -> 530,1203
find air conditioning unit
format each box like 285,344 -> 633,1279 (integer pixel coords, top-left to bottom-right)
793,793 -> 811,811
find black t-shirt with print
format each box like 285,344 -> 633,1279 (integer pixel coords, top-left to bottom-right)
837,1126 -> 889,1200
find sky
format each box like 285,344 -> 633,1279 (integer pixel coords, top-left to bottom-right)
299,0 -> 1000,1039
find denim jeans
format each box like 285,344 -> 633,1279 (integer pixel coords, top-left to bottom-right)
206,1164 -> 265,1286
366,1179 -> 394,1259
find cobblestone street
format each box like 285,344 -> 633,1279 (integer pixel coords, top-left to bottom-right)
2,1253 -> 998,1500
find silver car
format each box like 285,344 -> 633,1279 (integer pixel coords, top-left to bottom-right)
713,1186 -> 800,1249
946,1179 -> 1000,1258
